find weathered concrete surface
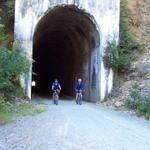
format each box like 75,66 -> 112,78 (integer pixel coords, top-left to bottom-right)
15,0 -> 120,100
0,99 -> 150,150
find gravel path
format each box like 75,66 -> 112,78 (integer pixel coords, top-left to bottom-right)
0,98 -> 150,150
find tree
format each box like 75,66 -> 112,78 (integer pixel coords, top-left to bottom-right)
0,23 -> 30,96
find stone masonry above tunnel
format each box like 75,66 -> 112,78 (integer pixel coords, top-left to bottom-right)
15,0 -> 120,101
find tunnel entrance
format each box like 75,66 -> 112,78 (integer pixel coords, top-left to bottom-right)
32,5 -> 100,99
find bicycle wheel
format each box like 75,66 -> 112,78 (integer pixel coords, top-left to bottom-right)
53,94 -> 55,104
76,97 -> 78,104
76,94 -> 78,104
55,94 -> 58,105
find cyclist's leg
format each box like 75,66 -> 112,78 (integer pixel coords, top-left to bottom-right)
56,92 -> 60,105
53,93 -> 55,104
55,94 -> 58,105
80,93 -> 82,105
53,92 -> 55,104
56,90 -> 60,105
53,91 -> 57,105
79,90 -> 82,105
76,91 -> 79,104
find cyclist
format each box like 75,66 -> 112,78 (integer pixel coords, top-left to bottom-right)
75,78 -> 84,104
52,79 -> 61,102
52,78 -> 61,92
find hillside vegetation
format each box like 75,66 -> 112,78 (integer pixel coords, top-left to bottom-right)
0,0 -> 46,125
101,0 -> 150,120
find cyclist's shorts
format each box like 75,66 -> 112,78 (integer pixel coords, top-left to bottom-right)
53,89 -> 60,93
76,89 -> 82,93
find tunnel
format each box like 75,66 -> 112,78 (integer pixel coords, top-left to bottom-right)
32,5 -> 100,98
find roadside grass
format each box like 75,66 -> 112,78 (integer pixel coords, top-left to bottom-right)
0,102 -> 47,126
14,103 -> 47,116
0,112 -> 12,125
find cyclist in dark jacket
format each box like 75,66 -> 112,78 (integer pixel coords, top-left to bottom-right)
75,78 -> 84,92
52,78 -> 61,93
75,78 -> 84,103
52,79 -> 61,105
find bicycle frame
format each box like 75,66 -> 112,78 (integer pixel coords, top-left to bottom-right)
53,90 -> 59,105
76,91 -> 83,105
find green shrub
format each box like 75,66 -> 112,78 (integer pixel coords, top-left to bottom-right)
0,23 -> 30,96
124,83 -> 150,120
103,41 -> 137,72
0,0 -> 15,26
0,96 -> 13,113
103,1 -> 144,73
0,43 -> 30,95
0,24 -> 7,43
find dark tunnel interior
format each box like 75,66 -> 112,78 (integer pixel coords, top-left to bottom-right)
32,5 -> 98,97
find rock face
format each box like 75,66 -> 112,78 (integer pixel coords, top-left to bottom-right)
127,0 -> 150,78
98,0 -> 150,108
14,0 -> 120,101
123,0 -> 150,99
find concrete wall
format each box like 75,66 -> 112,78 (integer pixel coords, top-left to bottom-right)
15,0 -> 120,101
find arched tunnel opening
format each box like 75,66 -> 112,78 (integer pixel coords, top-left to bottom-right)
32,5 -> 100,98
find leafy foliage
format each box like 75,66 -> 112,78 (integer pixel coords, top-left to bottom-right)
0,24 -> 7,43
0,45 -> 30,95
0,94 -> 13,112
0,1 -> 46,125
5,0 -> 15,18
103,1 -> 144,73
124,83 -> 150,120
0,22 -> 30,97
0,25 -> 38,125
0,0 -> 15,23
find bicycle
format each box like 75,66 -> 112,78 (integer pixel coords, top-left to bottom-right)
53,90 -> 59,105
76,90 -> 83,105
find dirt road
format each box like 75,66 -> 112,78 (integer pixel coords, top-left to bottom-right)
0,99 -> 150,150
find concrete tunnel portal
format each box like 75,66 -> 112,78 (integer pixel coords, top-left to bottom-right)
32,5 -> 100,99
